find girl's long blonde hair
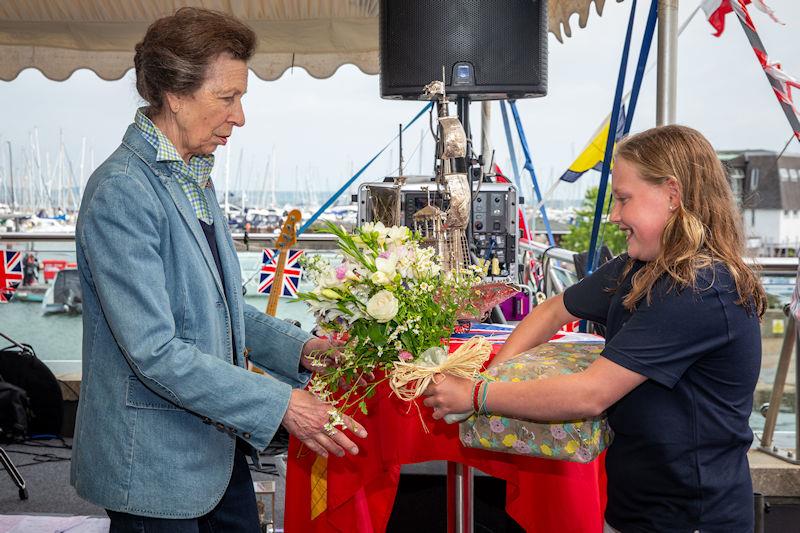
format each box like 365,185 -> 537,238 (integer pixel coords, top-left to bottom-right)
614,125 -> 766,317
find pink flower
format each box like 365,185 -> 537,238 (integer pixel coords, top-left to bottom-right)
489,419 -> 505,433
398,351 -> 413,362
335,264 -> 348,280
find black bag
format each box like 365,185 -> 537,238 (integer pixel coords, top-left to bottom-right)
0,378 -> 30,442
0,337 -> 63,438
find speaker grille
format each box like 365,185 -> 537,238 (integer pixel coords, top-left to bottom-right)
380,0 -> 548,100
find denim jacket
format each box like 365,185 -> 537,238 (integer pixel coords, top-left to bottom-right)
70,125 -> 312,517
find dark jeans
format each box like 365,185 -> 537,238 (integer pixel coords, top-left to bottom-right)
106,449 -> 260,533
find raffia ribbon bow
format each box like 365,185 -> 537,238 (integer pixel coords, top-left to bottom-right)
389,336 -> 492,402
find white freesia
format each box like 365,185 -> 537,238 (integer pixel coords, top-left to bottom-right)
374,255 -> 398,277
396,252 -> 417,279
370,270 -> 392,286
386,225 -> 411,244
345,268 -> 363,281
388,243 -> 410,260
361,221 -> 387,237
366,290 -> 399,323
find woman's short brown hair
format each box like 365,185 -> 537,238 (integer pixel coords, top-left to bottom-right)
134,7 -> 256,112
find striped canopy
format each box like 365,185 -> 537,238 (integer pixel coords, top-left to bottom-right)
0,0 -> 623,82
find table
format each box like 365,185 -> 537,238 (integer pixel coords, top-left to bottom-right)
285,328 -> 607,532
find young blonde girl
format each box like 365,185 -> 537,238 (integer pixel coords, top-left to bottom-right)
424,125 -> 766,532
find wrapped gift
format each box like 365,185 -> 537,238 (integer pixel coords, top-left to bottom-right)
459,342 -> 613,463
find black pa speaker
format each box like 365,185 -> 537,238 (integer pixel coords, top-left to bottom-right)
380,0 -> 548,101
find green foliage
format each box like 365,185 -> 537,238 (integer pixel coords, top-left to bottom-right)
560,186 -> 627,255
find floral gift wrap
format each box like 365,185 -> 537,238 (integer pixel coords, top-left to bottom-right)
459,342 -> 613,463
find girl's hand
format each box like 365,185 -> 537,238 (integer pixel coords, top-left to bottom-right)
422,374 -> 474,420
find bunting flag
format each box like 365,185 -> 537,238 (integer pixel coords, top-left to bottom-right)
708,0 -> 800,141
258,249 -> 304,297
559,105 -> 627,183
0,250 -> 23,303
700,0 -> 781,37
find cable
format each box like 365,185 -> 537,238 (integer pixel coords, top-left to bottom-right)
3,448 -> 71,468
13,458 -> 70,469
23,437 -> 72,449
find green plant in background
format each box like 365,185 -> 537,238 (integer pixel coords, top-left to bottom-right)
560,186 -> 627,255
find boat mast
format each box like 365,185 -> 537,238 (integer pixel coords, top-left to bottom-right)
271,148 -> 277,208
224,141 -> 230,216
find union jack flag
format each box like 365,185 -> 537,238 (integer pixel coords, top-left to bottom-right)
0,250 -> 23,303
259,248 -> 304,297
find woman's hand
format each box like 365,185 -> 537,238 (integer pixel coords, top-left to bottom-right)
299,336 -> 340,372
300,336 -> 373,386
422,374 -> 474,420
281,389 -> 368,458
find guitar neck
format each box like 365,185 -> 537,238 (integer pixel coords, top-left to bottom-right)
265,250 -> 289,317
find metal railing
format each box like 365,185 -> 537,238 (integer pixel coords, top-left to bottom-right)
0,231 -> 341,250
516,238 -> 798,298
518,239 -> 578,298
758,306 -> 800,464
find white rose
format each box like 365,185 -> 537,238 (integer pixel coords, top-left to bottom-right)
366,290 -> 399,323
320,270 -> 345,289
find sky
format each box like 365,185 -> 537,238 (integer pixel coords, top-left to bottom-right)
0,0 -> 798,206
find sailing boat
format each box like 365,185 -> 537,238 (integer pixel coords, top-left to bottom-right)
246,148 -> 282,233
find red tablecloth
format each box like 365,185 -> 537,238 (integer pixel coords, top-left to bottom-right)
285,339 -> 607,532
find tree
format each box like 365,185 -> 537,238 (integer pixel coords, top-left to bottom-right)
559,186 -> 627,255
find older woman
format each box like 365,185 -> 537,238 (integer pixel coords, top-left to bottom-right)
71,8 -> 365,532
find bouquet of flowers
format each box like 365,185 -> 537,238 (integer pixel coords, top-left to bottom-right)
299,221 -> 490,416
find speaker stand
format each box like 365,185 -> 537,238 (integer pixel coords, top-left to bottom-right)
0,446 -> 28,500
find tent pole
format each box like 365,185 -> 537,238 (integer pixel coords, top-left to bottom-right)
656,0 -> 678,125
481,101 -> 492,172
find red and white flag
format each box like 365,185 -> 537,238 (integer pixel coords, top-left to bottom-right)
702,0 -> 799,141
701,0 -> 781,37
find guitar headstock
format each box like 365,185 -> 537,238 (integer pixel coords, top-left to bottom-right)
276,209 -> 302,253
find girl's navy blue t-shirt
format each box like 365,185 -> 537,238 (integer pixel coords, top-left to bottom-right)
563,254 -> 760,532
